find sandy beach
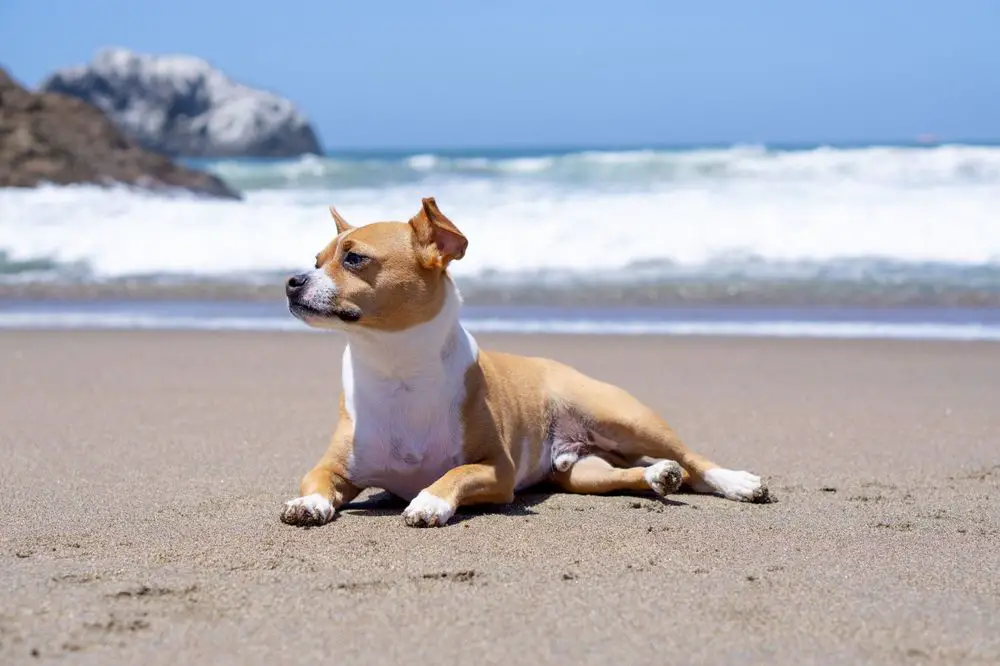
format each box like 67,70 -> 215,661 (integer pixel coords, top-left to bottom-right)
1,330 -> 998,665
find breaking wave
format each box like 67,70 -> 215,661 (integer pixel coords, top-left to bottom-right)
3,143 -> 1000,306
201,144 -> 1000,190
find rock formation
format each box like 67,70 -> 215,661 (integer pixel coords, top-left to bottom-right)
0,66 -> 239,199
41,48 -> 322,158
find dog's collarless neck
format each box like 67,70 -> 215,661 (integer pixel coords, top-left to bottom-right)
342,280 -> 477,382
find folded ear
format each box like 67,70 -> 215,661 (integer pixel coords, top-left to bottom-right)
408,197 -> 468,269
329,206 -> 353,234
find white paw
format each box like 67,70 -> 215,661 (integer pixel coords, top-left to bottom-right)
402,491 -> 455,528
553,452 -> 579,472
700,468 -> 771,503
644,460 -> 683,496
280,493 -> 335,526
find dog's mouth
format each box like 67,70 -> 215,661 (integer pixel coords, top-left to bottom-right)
288,300 -> 362,324
334,308 -> 362,323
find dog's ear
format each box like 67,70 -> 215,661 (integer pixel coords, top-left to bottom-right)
329,206 -> 353,235
409,197 -> 468,269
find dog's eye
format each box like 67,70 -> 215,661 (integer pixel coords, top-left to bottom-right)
343,251 -> 370,269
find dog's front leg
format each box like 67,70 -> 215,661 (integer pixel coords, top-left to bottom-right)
402,462 -> 515,528
281,462 -> 361,527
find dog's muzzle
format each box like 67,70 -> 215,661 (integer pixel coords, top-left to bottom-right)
285,271 -> 361,324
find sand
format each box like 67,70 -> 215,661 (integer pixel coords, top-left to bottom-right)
1,330 -> 998,665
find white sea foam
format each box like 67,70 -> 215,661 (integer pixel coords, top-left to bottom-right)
2,145 -> 1000,285
405,154 -> 439,171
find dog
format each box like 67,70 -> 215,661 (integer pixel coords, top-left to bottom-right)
280,198 -> 770,528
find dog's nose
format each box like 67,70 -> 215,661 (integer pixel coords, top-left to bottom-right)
286,273 -> 309,293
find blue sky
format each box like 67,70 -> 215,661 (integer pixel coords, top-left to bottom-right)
2,0 -> 998,149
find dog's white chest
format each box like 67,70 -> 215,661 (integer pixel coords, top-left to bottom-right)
340,327 -> 475,500
347,379 -> 465,499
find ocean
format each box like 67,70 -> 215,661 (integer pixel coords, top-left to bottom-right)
2,142 -> 1000,339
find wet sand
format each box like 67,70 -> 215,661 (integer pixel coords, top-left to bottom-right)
1,330 -> 998,665
3,279 -> 1000,308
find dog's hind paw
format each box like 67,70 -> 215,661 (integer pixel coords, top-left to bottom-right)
280,493 -> 336,526
644,460 -> 684,496
700,469 -> 773,503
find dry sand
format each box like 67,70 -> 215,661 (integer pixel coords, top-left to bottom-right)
1,330 -> 998,665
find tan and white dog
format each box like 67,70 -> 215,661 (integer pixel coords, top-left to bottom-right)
280,198 -> 770,528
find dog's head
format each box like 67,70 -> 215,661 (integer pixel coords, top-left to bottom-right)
286,197 -> 468,332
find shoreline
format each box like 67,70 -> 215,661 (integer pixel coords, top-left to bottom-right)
3,281 -> 1000,308
2,297 -> 1000,341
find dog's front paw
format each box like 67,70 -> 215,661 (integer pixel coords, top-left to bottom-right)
280,493 -> 336,526
402,491 -> 455,528
644,460 -> 684,496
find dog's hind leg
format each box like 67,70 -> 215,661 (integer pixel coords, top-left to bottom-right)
550,455 -> 683,498
550,367 -> 771,503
